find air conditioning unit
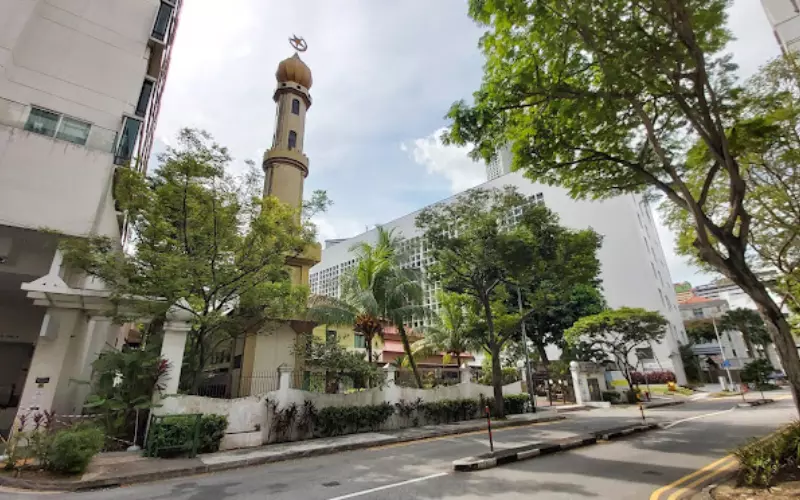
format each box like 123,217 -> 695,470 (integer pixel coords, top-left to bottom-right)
0,237 -> 11,265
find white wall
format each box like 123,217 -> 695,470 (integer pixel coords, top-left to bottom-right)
311,171 -> 688,383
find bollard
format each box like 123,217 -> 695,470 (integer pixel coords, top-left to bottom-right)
637,393 -> 647,424
485,405 -> 494,452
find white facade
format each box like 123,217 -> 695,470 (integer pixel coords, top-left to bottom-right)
485,143 -> 513,181
310,171 -> 689,383
0,0 -> 181,436
761,0 -> 800,53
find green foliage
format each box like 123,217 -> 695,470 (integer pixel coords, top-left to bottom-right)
602,391 -> 621,404
307,227 -> 425,386
46,426 -> 105,475
683,319 -> 717,344
295,336 -> 383,390
722,308 -> 772,357
314,403 -> 394,437
146,414 -> 227,458
566,307 -> 667,388
60,129 -> 316,391
84,345 -> 168,445
735,423 -> 800,488
478,367 -> 520,386
417,186 -> 600,417
680,343 -> 703,383
447,0 -> 800,412
411,292 -> 480,368
741,359 -> 775,386
502,394 -> 529,414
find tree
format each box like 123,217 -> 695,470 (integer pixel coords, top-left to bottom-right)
445,0 -> 800,413
565,308 -> 668,390
741,358 -> 775,388
411,292 -> 480,368
61,129 -> 315,391
679,343 -> 703,383
684,318 -> 718,344
721,308 -> 771,359
307,227 -> 426,387
295,336 -> 382,393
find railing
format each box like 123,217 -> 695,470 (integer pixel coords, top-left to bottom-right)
290,370 -> 378,394
194,371 -> 281,399
396,367 -> 462,388
0,96 -> 118,155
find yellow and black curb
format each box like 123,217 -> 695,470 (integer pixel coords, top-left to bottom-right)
453,423 -> 660,472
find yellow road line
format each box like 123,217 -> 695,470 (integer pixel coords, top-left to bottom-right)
665,457 -> 737,500
649,454 -> 734,500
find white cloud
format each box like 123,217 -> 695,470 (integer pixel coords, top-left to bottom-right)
311,216 -> 364,243
402,128 -> 486,193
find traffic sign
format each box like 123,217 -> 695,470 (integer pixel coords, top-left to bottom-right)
722,360 -> 731,368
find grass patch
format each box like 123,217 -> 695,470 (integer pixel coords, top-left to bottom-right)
645,384 -> 694,396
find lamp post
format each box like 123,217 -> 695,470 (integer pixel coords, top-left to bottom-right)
712,316 -> 735,391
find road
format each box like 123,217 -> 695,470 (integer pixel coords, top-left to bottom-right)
0,396 -> 794,500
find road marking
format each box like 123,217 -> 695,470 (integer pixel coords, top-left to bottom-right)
325,472 -> 449,500
661,407 -> 736,429
649,455 -> 734,500
665,458 -> 738,500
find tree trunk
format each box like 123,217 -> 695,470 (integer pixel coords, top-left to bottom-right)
398,324 -> 423,388
715,257 -> 800,414
365,333 -> 373,364
456,353 -> 462,368
536,342 -> 550,366
490,342 -> 505,418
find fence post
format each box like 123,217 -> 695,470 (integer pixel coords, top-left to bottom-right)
384,364 -> 397,386
460,364 -> 472,384
569,361 -> 585,406
277,364 -> 292,408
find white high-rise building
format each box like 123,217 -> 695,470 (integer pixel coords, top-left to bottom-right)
310,171 -> 689,383
485,143 -> 513,181
0,0 -> 181,435
761,0 -> 800,53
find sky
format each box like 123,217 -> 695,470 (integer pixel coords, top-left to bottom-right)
153,0 -> 781,288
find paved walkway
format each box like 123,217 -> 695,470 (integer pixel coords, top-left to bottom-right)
0,411 -> 567,491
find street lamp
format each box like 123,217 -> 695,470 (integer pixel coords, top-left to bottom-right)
516,286 -> 537,413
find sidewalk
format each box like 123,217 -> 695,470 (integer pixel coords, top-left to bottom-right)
0,411 -> 565,492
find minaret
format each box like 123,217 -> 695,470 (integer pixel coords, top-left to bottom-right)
263,35 -> 313,212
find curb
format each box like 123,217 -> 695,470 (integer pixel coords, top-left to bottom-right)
0,414 -> 566,492
453,423 -> 660,472
737,398 -> 775,408
645,400 -> 686,409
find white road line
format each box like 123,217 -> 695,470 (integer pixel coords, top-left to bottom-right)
326,472 -> 449,500
662,407 -> 736,429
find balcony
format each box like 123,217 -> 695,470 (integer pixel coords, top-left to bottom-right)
0,97 -> 118,155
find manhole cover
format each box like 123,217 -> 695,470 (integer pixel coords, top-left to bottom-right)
322,481 -> 341,487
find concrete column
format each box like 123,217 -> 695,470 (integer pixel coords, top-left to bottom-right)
158,299 -> 193,396
278,364 -> 293,393
569,361 -> 585,406
460,363 -> 472,384
383,364 -> 397,386
16,309 -> 82,425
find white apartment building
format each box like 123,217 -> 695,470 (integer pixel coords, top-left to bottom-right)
0,0 -> 181,436
761,0 -> 800,53
485,144 -> 513,181
310,171 -> 690,384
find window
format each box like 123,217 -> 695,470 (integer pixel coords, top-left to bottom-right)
56,117 -> 91,145
151,1 -> 174,42
693,308 -> 704,318
135,80 -> 155,117
288,130 -> 297,149
354,334 -> 366,349
25,107 -> 91,146
326,329 -> 337,343
291,98 -> 300,115
114,116 -> 142,165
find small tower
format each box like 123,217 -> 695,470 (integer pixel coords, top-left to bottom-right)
263,36 -> 313,212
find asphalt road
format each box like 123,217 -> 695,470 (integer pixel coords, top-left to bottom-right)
0,396 -> 794,500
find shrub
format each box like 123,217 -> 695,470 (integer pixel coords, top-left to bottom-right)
602,391 -> 621,403
734,423 -> 800,487
315,403 -> 394,437
147,414 -> 228,458
503,394 -> 529,415
478,367 -> 521,386
630,371 -> 676,384
47,426 -> 104,475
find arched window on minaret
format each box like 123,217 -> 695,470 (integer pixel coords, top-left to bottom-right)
291,99 -> 300,115
288,130 -> 297,150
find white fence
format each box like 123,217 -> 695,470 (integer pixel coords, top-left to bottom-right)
154,364 -> 524,451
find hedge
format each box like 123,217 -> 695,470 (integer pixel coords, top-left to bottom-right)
630,371 -> 676,384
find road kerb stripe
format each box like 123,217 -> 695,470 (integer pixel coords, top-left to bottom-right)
665,458 -> 738,500
649,455 -> 734,500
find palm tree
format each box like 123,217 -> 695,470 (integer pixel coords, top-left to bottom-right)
306,227 -> 426,387
411,292 -> 478,368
